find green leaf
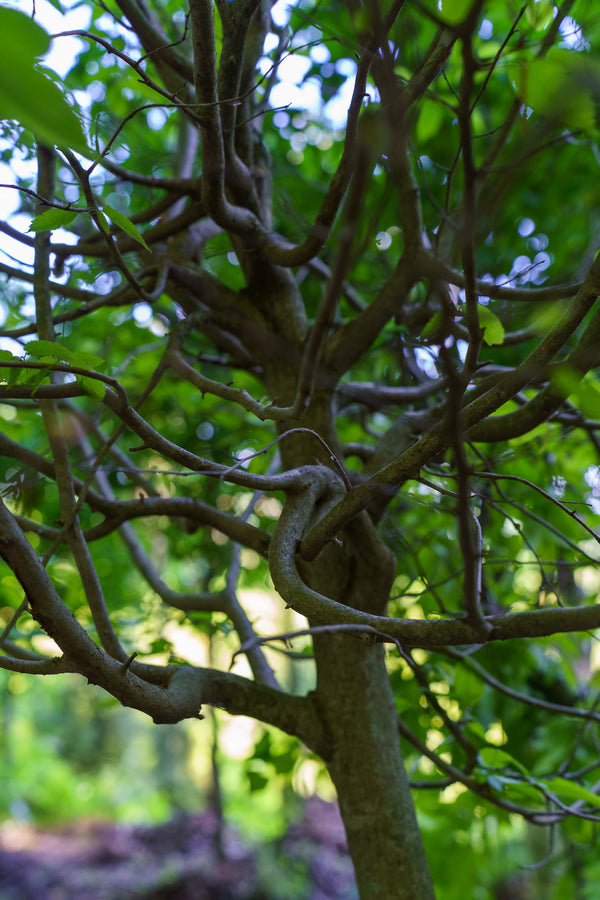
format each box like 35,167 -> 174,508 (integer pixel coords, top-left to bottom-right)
567,373 -> 600,418
478,747 -> 527,772
25,369 -> 51,394
214,4 -> 223,66
508,50 -> 600,133
454,666 -> 485,708
271,749 -> 297,775
77,376 -> 106,402
525,0 -> 554,30
420,311 -> 444,340
542,777 -> 600,807
438,0 -> 475,25
551,366 -> 581,401
30,208 -> 78,233
102,204 -> 150,251
0,9 -> 88,152
499,779 -> 545,806
25,340 -> 75,361
478,305 -> 505,346
69,351 -> 105,370
416,99 -> 445,146
0,7 -> 49,58
25,340 -> 65,358
246,770 -> 269,792
95,210 -> 110,235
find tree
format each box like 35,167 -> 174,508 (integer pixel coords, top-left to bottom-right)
2,0 -> 600,896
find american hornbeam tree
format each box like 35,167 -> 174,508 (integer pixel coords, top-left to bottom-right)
4,0 -> 600,896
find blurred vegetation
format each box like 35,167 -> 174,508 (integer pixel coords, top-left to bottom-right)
3,0 -> 600,897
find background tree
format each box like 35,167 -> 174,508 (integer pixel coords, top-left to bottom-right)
3,0 -> 600,897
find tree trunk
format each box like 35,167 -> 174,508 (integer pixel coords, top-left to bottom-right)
271,377 -> 436,897
313,632 -> 436,900
300,512 -> 436,899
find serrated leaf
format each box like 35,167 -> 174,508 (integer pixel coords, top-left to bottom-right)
103,204 -> 150,250
69,351 -> 105,370
30,208 -> 78,233
25,340 -> 63,358
478,305 -> 505,346
25,340 -> 75,362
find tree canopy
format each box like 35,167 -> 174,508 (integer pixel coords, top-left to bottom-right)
3,0 -> 600,897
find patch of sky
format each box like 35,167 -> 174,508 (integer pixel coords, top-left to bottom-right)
559,17 -> 589,52
311,43 -> 331,64
146,108 -> 168,132
518,218 -> 535,238
133,303 -> 153,326
550,476 -> 567,499
196,422 -> 215,441
585,466 -> 600,514
527,233 -> 549,252
477,273 -> 495,304
511,251 -> 552,285
235,448 -> 257,470
271,0 -> 293,27
376,232 -> 392,250
415,347 -> 439,379
479,19 -> 493,40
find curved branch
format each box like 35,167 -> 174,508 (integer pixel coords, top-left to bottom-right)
85,496 -> 271,553
301,254 -> 600,559
262,45 -> 374,267
113,0 -> 195,92
0,654 -> 76,675
326,261 -> 419,377
445,649 -> 600,725
469,298 -> 600,442
189,0 -> 263,235
339,379 -> 446,407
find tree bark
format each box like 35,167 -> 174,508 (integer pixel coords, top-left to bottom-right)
313,633 -> 436,900
301,516 -> 436,899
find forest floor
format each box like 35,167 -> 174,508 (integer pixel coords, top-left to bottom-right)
0,797 -> 357,900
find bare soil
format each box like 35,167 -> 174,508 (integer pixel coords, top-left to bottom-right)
0,797 -> 357,899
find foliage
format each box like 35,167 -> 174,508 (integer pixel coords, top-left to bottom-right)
2,0 -> 600,897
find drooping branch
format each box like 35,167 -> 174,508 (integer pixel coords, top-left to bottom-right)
302,254 -> 600,559
33,145 -> 127,663
0,495 -> 322,736
113,0 -> 195,94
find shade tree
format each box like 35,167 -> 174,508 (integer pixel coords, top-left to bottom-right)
3,0 -> 600,896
